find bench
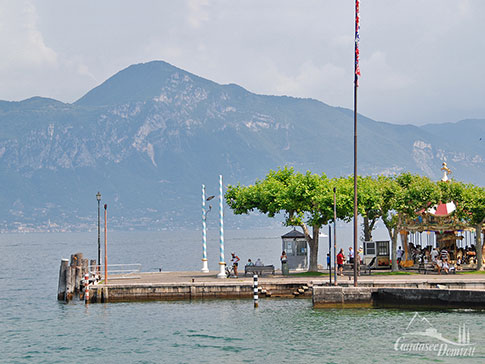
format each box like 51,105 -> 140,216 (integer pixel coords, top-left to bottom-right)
417,262 -> 434,274
342,261 -> 372,276
245,265 -> 275,276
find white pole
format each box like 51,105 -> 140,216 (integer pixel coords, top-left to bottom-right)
217,175 -> 226,278
201,184 -> 209,273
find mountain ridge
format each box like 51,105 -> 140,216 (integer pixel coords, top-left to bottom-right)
0,60 -> 483,231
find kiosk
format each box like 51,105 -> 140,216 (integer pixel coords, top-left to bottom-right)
363,240 -> 390,269
281,229 -> 308,270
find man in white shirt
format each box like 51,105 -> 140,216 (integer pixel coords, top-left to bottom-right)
430,248 -> 439,263
348,247 -> 354,264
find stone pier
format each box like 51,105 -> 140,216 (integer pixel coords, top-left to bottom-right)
312,286 -> 485,309
312,287 -> 376,308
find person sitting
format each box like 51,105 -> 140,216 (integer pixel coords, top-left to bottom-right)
435,258 -> 443,274
440,248 -> 449,261
254,258 -> 264,266
430,248 -> 439,264
246,259 -> 254,266
442,259 -> 450,274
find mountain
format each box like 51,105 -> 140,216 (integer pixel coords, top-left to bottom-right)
0,60 -> 483,232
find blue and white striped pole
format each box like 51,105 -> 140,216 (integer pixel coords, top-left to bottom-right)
201,184 -> 209,273
217,174 -> 226,278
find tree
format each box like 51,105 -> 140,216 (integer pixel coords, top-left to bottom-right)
459,184 -> 485,269
357,176 -> 382,242
225,167 -> 341,272
378,173 -> 441,271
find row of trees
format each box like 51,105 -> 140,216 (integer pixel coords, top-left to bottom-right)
225,167 -> 485,272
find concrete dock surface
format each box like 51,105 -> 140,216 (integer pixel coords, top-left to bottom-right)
106,270 -> 485,287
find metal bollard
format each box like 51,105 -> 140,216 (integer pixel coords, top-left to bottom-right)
253,274 -> 258,308
84,273 -> 90,304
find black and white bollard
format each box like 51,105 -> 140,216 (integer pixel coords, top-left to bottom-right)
253,274 -> 258,308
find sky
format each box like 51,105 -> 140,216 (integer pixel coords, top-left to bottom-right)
1,0 -> 484,125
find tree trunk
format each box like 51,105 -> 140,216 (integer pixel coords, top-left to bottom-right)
383,219 -> 399,272
477,222 -> 484,270
400,230 -> 409,261
363,217 -> 371,241
391,230 -> 398,272
308,226 -> 319,272
299,222 -> 320,272
363,216 -> 377,242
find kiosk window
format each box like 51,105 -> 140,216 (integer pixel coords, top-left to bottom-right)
377,242 -> 389,255
286,241 -> 293,255
296,241 -> 307,256
365,242 -> 375,255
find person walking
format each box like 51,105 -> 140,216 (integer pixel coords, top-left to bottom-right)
337,249 -> 345,276
397,246 -> 404,265
231,252 -> 240,278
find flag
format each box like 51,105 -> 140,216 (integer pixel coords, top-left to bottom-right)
355,0 -> 361,86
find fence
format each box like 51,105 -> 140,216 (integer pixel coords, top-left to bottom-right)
89,263 -> 142,280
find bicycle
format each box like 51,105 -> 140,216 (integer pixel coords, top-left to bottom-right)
225,264 -> 235,278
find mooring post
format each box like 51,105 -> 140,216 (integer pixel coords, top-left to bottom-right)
65,266 -> 73,301
57,259 -> 69,301
82,258 -> 89,277
253,274 -> 259,308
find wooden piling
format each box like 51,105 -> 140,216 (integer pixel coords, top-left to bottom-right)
65,266 -> 73,301
57,252 -> 98,302
57,259 -> 69,301
82,258 -> 89,275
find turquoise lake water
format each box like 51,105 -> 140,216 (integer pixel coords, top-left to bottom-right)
1,230 -> 485,363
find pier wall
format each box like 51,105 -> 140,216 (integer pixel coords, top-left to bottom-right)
312,287 -> 376,308
374,288 -> 485,309
312,286 -> 485,309
89,282 -> 312,303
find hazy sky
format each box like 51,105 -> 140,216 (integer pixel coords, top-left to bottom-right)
1,0 -> 484,124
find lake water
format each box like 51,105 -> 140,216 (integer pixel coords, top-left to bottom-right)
1,230 -> 485,363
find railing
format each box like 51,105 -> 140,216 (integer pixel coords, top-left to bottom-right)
89,263 -> 142,280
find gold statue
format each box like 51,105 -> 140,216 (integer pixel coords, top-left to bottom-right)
441,162 -> 452,182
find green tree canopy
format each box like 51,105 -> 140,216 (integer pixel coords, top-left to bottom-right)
226,167 -> 350,271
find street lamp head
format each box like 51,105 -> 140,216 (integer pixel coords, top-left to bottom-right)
96,192 -> 101,201
206,195 -> 215,201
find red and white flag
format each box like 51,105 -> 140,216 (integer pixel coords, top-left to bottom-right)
355,0 -> 361,86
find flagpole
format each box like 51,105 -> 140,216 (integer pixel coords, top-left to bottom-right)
353,0 -> 360,287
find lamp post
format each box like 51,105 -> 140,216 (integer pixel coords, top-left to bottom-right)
96,192 -> 101,270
